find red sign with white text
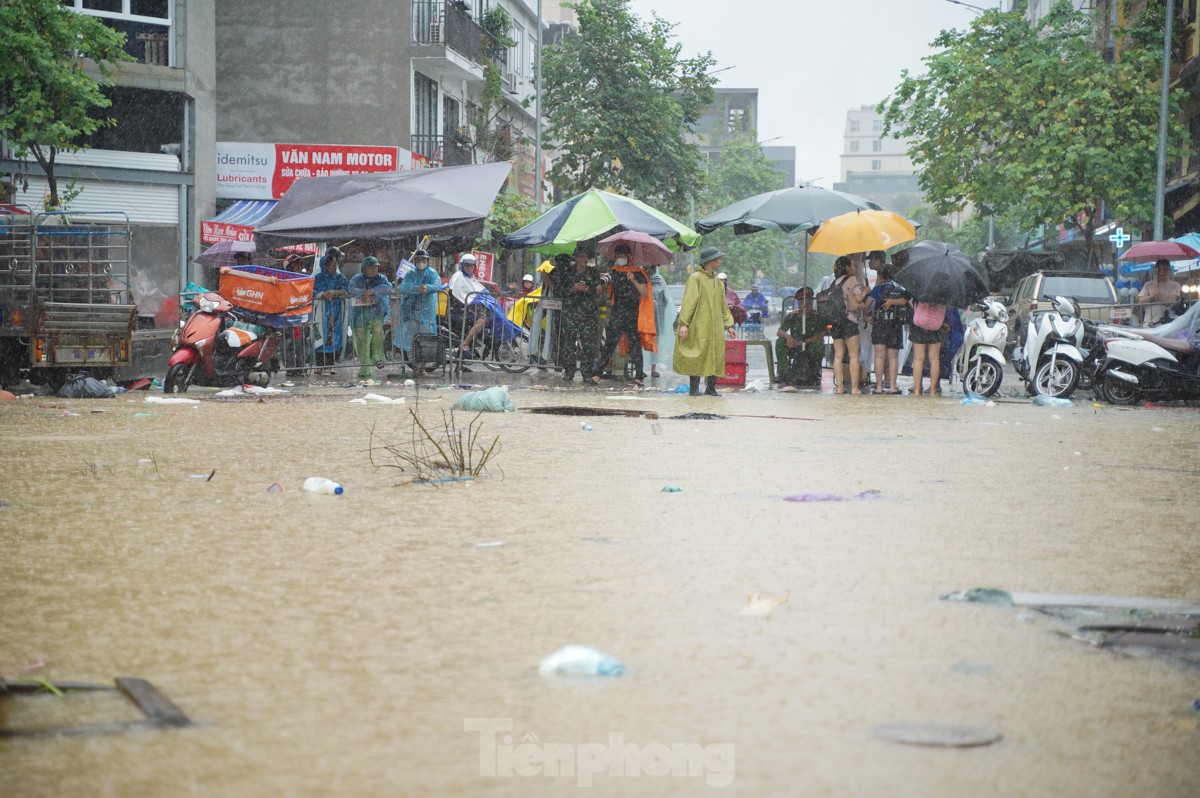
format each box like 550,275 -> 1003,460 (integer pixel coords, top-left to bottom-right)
472,251 -> 495,283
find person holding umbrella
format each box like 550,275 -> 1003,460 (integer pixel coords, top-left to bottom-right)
1137,260 -> 1182,325
591,243 -> 654,387
674,247 -> 735,396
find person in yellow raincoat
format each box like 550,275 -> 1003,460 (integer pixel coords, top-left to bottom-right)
590,244 -> 655,387
674,246 -> 734,396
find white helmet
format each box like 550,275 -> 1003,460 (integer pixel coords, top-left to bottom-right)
459,253 -> 478,267
522,273 -> 534,282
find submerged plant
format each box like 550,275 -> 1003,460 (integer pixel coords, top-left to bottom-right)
369,410 -> 501,484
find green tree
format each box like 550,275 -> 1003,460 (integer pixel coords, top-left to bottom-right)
697,134 -> 788,288
0,0 -> 131,208
880,1 -> 1184,265
541,0 -> 716,217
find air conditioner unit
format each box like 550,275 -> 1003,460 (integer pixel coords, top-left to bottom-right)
504,71 -> 517,92
429,22 -> 443,43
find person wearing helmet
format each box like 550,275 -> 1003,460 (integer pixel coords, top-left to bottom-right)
313,247 -> 351,373
743,283 -> 769,321
448,253 -> 488,355
517,273 -> 535,298
397,248 -> 441,362
348,256 -> 392,379
717,272 -> 747,325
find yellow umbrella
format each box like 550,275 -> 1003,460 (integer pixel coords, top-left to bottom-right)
807,209 -> 916,255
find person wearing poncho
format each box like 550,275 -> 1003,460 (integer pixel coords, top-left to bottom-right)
397,248 -> 440,358
674,247 -> 735,396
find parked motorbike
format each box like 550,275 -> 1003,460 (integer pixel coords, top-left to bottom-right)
164,292 -> 281,393
1094,301 -> 1200,405
1012,295 -> 1087,398
954,299 -> 1009,396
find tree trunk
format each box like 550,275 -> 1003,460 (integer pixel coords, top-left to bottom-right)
30,144 -> 59,210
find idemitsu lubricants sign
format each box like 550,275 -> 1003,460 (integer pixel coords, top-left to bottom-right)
215,143 -> 417,200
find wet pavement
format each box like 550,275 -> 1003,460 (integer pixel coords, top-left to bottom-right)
1,365 -> 1198,797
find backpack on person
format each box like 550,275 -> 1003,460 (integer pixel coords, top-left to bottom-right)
813,276 -> 849,328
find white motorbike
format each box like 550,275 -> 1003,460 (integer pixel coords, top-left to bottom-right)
1012,295 -> 1087,398
1094,301 -> 1200,405
955,299 -> 1009,396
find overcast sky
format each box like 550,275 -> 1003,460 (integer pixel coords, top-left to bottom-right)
624,0 -> 989,188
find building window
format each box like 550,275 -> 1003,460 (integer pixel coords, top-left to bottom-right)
871,160 -> 882,171
513,22 -> 525,77
849,141 -> 860,153
872,140 -> 882,152
728,107 -> 747,134
65,0 -> 172,66
872,119 -> 882,132
849,120 -> 860,132
413,72 -> 439,161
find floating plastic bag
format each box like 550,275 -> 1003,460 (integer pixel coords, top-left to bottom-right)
538,645 -> 624,676
450,385 -> 514,413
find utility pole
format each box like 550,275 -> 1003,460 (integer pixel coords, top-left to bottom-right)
534,0 -> 543,210
1154,0 -> 1175,239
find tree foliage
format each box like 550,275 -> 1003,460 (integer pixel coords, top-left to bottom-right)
541,0 -> 716,217
0,0 -> 131,208
696,134 -> 789,288
880,1 -> 1185,261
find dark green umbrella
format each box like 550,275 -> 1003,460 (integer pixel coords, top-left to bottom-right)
695,185 -> 881,235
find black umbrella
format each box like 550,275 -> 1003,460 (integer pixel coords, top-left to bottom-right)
895,240 -> 989,307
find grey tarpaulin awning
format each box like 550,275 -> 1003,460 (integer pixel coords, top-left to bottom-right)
253,161 -> 512,247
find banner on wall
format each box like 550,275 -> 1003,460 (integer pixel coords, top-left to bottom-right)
216,142 -> 423,200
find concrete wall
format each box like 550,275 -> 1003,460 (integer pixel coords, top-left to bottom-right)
215,0 -> 413,149
182,0 -> 218,276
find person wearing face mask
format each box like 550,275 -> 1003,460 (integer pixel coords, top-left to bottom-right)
591,244 -> 654,387
448,253 -> 489,355
397,248 -> 441,361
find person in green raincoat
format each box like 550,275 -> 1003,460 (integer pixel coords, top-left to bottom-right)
674,246 -> 734,396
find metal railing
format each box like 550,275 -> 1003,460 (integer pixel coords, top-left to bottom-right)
412,0 -> 489,66
409,134 -> 474,166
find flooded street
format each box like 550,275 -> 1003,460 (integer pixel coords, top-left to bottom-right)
2,381 -> 1198,797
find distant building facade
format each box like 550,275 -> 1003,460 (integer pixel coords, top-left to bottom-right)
832,104 -> 921,212
692,88 -> 795,187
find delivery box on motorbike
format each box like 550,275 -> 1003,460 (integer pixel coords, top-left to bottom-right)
219,265 -> 314,315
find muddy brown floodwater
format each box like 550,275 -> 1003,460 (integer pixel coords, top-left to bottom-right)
1,384 -> 1198,797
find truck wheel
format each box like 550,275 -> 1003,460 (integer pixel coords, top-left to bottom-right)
164,362 -> 195,393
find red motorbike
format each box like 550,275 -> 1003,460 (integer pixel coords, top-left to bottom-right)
164,293 -> 281,393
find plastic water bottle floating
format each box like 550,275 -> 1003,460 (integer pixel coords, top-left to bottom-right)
302,477 -> 343,495
579,422 -> 592,431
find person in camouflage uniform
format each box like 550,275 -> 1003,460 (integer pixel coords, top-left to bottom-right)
553,249 -> 601,382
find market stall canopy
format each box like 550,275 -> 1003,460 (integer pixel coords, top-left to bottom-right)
500,189 -> 701,256
253,162 -> 512,247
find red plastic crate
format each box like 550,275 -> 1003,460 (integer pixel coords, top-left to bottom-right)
717,362 -> 747,387
724,338 -> 747,365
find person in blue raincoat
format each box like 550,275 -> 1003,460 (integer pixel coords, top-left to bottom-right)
648,264 -> 676,378
397,248 -> 441,360
348,256 -> 392,379
313,247 -> 350,372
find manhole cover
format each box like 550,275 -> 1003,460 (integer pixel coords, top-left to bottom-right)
873,722 -> 1001,748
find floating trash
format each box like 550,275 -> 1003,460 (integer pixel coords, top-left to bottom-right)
538,645 -> 624,677
739,594 -> 788,617
661,485 -> 683,493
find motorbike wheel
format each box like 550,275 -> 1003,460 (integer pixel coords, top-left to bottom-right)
964,357 -> 1003,397
1033,358 -> 1079,398
1103,374 -> 1140,405
495,337 -> 531,374
164,362 -> 196,394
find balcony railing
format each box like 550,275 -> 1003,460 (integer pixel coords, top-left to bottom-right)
413,0 -> 495,67
410,133 -> 474,167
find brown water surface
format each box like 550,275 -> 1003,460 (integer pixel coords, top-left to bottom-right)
1,385 -> 1198,796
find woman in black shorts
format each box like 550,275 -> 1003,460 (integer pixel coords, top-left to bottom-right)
829,256 -> 867,395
